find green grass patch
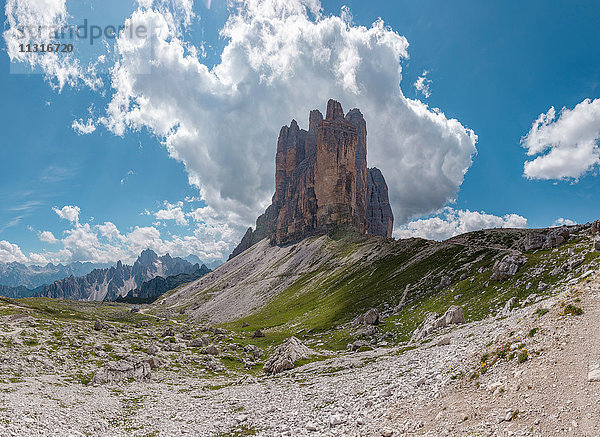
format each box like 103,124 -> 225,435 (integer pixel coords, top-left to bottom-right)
563,304 -> 583,316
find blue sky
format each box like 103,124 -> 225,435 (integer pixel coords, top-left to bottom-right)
1,0 -> 600,265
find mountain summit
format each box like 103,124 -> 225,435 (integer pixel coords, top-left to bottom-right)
230,99 -> 393,258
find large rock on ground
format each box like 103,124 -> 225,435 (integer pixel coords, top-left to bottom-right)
355,308 -> 380,326
543,228 -> 570,249
491,254 -> 526,281
411,306 -> 465,342
521,228 -> 570,251
263,337 -> 314,374
92,356 -> 151,384
188,336 -> 210,348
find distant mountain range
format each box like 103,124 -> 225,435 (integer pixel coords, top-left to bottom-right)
185,255 -> 222,271
116,265 -> 211,304
0,249 -> 207,301
0,261 -> 113,288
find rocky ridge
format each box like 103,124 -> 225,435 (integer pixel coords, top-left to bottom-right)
117,264 -> 211,304
0,261 -> 112,289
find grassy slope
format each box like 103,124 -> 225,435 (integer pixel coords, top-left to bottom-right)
220,228 -> 599,351
3,227 -> 597,363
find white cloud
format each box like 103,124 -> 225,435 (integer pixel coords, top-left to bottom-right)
393,207 -> 528,241
72,119 -> 97,135
39,230 -> 58,243
28,252 -> 50,265
53,205 -> 80,224
5,0 -> 478,247
553,217 -> 576,226
3,0 -> 103,90
95,0 -> 476,225
2,203 -> 241,265
0,240 -> 28,263
414,70 -> 431,98
154,201 -> 189,226
98,221 -> 124,241
522,98 -> 600,180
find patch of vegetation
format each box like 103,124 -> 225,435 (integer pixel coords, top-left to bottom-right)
73,372 -> 95,386
563,304 -> 583,316
518,350 -> 529,363
215,425 -> 259,437
536,308 -> 550,317
23,337 -> 39,347
528,328 -> 538,337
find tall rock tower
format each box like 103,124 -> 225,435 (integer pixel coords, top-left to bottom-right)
229,99 -> 394,259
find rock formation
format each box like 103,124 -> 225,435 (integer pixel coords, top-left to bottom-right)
118,265 -> 210,303
263,336 -> 315,374
230,99 -> 393,258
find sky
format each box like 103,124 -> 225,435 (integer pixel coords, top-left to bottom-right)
1,0 -> 599,266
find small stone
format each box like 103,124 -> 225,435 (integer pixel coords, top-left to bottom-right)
146,343 -> 159,355
144,356 -> 165,369
201,345 -> 219,356
378,387 -> 393,398
436,336 -> 451,346
588,364 -> 600,382
439,275 -> 451,288
253,329 -> 265,338
329,414 -> 344,427
381,429 -> 393,437
162,327 -> 175,337
306,422 -> 317,431
487,382 -> 503,393
189,336 -> 210,348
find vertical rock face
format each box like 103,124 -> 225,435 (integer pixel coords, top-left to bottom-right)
314,100 -> 361,234
229,99 -> 394,259
366,168 -> 394,238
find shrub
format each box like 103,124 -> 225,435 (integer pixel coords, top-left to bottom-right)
517,350 -> 529,363
496,343 -> 511,360
563,304 -> 583,316
528,328 -> 537,337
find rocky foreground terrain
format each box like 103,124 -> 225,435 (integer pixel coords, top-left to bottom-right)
1,224 -> 600,436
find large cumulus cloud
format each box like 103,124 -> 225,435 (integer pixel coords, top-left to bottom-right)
394,207 -> 527,241
5,0 -> 478,247
99,0 -> 477,225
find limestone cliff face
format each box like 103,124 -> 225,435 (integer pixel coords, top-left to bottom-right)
229,99 -> 394,259
366,168 -> 394,238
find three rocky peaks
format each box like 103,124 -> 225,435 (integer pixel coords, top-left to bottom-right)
230,99 -> 393,258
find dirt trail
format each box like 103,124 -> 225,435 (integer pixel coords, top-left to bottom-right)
401,276 -> 600,436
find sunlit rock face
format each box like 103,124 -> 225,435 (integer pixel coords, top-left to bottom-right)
230,99 -> 394,258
